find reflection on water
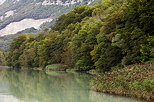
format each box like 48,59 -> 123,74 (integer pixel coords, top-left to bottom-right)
0,69 -> 144,102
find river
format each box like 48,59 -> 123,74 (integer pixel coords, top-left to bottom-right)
0,68 -> 144,102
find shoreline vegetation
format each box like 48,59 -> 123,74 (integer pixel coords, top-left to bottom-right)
45,64 -> 67,71
3,0 -> 154,101
91,63 -> 154,102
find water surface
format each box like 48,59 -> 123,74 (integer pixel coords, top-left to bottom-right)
0,69 -> 144,102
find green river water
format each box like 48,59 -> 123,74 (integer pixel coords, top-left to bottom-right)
0,69 -> 145,102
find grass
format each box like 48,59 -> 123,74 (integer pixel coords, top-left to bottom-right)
90,63 -> 154,102
45,64 -> 67,71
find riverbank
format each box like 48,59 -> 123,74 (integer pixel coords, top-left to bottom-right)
90,63 -> 154,102
0,66 -> 11,69
4,62 -> 154,102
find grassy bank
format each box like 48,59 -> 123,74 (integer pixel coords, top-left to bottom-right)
45,64 -> 67,71
91,63 -> 154,102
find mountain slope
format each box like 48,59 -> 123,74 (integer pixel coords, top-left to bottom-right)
0,0 -> 96,36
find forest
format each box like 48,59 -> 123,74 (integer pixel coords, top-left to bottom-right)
6,0 -> 154,71
0,48 -> 5,65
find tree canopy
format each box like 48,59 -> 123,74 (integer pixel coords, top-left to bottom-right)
7,0 -> 154,71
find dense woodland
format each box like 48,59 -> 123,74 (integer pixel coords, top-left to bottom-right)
0,48 -> 5,65
6,0 -> 154,72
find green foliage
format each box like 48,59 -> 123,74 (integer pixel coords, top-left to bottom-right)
6,0 -> 154,71
46,64 -> 66,71
91,63 -> 154,101
0,34 -> 21,51
0,48 -> 5,65
6,35 -> 27,68
52,5 -> 94,32
142,76 -> 154,92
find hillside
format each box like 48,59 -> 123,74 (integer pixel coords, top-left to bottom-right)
0,30 -> 39,51
0,33 -> 20,51
0,0 -> 99,51
0,0 -> 97,36
7,0 -> 154,69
